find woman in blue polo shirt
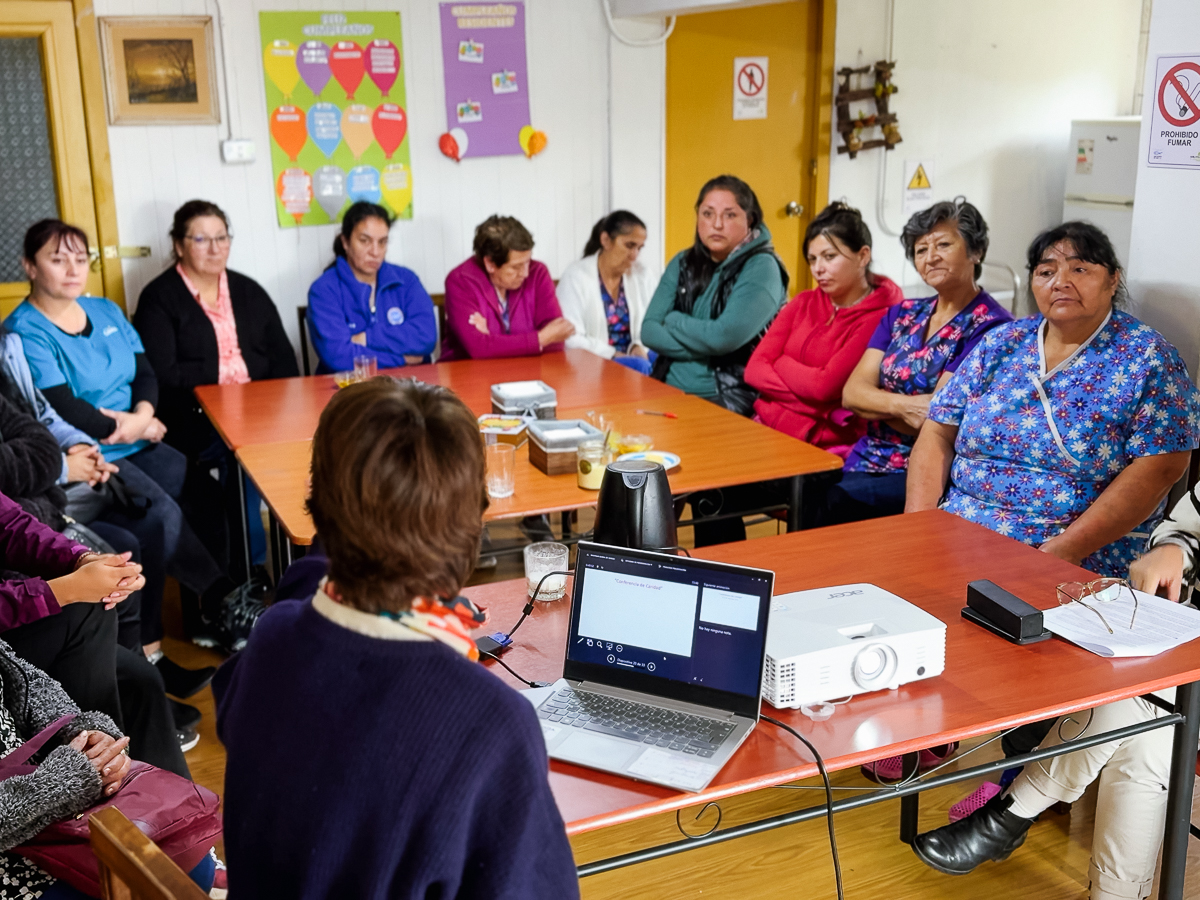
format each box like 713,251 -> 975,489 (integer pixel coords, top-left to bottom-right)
306,202 -> 437,373
9,219 -> 253,661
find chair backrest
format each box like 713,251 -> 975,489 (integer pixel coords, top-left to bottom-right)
297,305 -> 314,377
89,807 -> 209,900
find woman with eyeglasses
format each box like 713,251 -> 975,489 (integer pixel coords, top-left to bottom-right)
133,200 -> 297,589
905,221 -> 1200,900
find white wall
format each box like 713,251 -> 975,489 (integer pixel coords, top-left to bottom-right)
1127,0 -> 1200,376
99,0 -> 665,353
829,0 -> 1143,312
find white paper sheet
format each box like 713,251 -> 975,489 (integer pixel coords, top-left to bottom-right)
1042,589 -> 1200,657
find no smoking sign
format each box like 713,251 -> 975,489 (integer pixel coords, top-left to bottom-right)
1149,54 -> 1200,169
733,56 -> 768,120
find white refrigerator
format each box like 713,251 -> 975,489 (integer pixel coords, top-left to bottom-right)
1062,117 -> 1141,268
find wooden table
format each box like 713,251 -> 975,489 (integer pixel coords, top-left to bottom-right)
196,349 -> 681,450
237,392 -> 843,546
461,512 -> 1200,897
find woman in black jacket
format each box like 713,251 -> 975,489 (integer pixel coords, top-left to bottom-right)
133,200 -> 298,580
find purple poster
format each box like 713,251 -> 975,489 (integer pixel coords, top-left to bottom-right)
439,3 -> 530,158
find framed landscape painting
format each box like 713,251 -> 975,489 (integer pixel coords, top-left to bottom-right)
100,17 -> 219,125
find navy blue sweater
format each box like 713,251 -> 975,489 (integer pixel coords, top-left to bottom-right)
213,599 -> 579,899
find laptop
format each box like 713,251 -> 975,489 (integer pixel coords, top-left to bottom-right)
536,541 -> 774,792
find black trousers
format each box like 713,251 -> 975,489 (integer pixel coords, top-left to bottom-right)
4,603 -> 189,778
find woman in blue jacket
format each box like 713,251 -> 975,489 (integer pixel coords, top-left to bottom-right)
306,202 -> 437,373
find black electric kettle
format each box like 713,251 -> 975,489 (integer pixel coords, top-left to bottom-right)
592,459 -> 677,551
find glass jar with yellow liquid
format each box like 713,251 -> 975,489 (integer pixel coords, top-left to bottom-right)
576,438 -> 606,490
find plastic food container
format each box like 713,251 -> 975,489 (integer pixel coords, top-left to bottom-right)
477,414 -> 529,446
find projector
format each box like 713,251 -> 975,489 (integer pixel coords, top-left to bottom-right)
762,583 -> 946,709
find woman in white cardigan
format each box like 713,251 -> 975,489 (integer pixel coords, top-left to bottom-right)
557,211 -> 657,374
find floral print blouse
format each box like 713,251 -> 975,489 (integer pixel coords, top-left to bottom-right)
845,292 -> 1011,473
928,309 -> 1200,578
599,275 -> 632,353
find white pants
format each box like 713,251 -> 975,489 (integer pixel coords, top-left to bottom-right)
1006,691 -> 1176,900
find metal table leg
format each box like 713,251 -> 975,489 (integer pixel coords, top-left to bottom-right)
1159,680 -> 1200,899
236,462 -> 252,581
899,751 -> 920,844
268,515 -> 283,585
787,475 -> 804,532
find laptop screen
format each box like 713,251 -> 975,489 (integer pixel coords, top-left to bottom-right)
563,542 -> 774,718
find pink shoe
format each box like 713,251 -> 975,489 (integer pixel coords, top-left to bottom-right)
861,743 -> 959,784
948,781 -> 1002,822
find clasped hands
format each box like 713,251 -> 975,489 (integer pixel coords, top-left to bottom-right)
65,444 -> 118,487
49,552 -> 145,610
467,312 -> 575,350
99,402 -> 166,445
68,730 -> 131,797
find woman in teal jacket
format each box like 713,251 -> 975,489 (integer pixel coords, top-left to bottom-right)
642,175 -> 787,410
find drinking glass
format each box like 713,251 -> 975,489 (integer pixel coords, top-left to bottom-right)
485,442 -> 515,499
354,355 -> 378,380
525,542 -> 569,600
333,371 -> 356,389
576,438 -> 606,490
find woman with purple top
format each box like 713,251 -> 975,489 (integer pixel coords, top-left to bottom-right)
829,199 -> 1012,526
441,215 -> 574,360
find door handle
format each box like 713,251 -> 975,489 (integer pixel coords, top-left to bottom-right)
102,246 -> 152,259
785,201 -> 804,218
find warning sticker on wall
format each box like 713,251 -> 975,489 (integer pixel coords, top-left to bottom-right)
733,56 -> 768,120
1148,54 -> 1200,169
902,159 -> 935,216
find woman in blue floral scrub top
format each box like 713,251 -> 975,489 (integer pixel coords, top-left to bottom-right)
908,220 -> 1200,578
826,200 -> 1011,525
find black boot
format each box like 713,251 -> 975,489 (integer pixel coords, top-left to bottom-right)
912,792 -> 1033,875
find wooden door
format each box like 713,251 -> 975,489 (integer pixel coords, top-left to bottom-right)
0,1 -> 123,314
665,0 -> 835,288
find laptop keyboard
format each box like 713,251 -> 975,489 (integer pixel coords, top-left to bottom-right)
538,687 -> 736,758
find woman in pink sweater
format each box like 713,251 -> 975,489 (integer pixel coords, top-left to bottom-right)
441,216 -> 574,361
745,202 -> 903,456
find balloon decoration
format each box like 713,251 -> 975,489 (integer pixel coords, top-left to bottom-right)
518,125 -> 548,158
276,168 -> 313,224
372,104 -> 407,159
340,105 -> 374,158
263,40 -> 300,98
306,103 -> 341,158
329,41 -> 366,100
438,127 -> 469,162
269,106 -> 308,161
296,41 -> 331,97
313,165 -> 348,220
347,165 -> 382,205
364,39 -> 401,97
381,163 -> 413,216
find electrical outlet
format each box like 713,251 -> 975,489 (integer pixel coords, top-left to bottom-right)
221,139 -> 256,164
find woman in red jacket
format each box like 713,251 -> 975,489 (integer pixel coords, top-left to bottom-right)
745,202 -> 903,455
691,203 -> 901,546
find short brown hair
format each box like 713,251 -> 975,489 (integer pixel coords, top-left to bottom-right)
473,215 -> 534,268
23,219 -> 88,262
307,377 -> 488,613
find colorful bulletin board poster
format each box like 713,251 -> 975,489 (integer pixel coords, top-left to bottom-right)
260,12 -> 413,228
439,3 -> 530,158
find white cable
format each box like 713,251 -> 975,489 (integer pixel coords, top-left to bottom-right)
601,0 -> 676,48
210,0 -> 236,141
874,0 -> 900,237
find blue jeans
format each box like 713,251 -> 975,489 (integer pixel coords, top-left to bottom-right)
39,850 -> 215,898
104,443 -> 224,644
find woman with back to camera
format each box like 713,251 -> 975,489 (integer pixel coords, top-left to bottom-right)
642,174 -> 787,408
556,210 -> 657,374
133,199 -> 297,582
306,201 -> 437,373
830,198 -> 1011,526
442,215 -> 574,360
214,377 -> 579,898
907,221 -> 1200,900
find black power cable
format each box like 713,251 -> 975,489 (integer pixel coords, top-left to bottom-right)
504,569 -> 573,640
761,715 -> 844,900
479,650 -> 551,688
